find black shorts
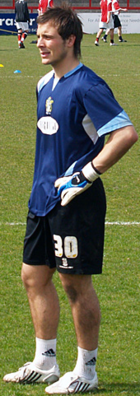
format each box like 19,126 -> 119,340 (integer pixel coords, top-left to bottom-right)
113,14 -> 121,28
23,179 -> 106,275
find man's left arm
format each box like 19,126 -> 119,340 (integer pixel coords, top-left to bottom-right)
55,125 -> 138,206
93,125 -> 138,174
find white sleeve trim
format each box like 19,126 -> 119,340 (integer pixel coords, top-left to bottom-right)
98,110 -> 133,137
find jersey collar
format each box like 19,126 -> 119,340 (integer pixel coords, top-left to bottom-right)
64,63 -> 83,78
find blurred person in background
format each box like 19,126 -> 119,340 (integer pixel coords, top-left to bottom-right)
38,0 -> 54,15
102,0 -> 127,43
95,0 -> 116,46
15,0 -> 30,49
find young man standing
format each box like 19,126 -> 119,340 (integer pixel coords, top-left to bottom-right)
3,5 -> 138,394
15,0 -> 30,49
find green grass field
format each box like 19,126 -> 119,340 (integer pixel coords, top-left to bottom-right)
0,33 -> 140,396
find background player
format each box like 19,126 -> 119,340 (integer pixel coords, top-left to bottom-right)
95,0 -> 116,46
102,0 -> 127,43
15,0 -> 30,49
38,0 -> 54,15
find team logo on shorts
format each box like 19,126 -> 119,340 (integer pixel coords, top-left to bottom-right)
46,97 -> 54,114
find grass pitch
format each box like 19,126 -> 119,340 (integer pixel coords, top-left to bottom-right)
0,33 -> 140,396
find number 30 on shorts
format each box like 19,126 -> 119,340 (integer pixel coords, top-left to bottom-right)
53,234 -> 78,258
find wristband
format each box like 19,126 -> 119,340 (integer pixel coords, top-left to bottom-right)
91,162 -> 102,175
82,161 -> 101,183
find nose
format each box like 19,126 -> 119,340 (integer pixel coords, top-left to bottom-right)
37,36 -> 44,47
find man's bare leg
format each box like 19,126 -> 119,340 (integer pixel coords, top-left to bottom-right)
45,273 -> 100,393
59,273 -> 100,379
21,263 -> 60,369
21,263 -> 60,340
59,273 -> 100,350
3,264 -> 60,383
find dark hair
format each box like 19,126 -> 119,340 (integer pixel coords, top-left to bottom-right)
37,4 -> 83,58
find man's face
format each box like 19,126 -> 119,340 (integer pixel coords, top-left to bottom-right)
37,21 -> 68,67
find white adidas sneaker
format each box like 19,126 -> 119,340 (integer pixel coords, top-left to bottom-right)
45,371 -> 98,394
3,362 -> 60,384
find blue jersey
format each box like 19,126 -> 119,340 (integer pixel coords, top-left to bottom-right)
28,63 -> 132,216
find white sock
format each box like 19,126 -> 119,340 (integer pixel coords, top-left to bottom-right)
73,346 -> 98,380
33,338 -> 57,370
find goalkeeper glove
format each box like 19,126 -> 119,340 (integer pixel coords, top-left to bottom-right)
55,162 -> 101,206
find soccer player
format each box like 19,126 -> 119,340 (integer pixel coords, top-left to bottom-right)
102,0 -> 127,43
15,0 -> 30,49
38,0 -> 54,15
3,4 -> 138,394
95,0 -> 116,46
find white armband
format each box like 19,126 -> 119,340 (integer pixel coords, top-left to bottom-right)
82,162 -> 102,183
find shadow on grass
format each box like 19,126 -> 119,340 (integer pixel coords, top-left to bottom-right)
1,382 -> 140,396
97,381 -> 140,394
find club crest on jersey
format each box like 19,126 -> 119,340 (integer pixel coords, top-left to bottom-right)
46,97 -> 54,114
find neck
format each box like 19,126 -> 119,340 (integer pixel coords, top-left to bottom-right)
53,56 -> 80,79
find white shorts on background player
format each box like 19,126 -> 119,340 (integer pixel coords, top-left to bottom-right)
16,22 -> 29,31
99,15 -> 114,30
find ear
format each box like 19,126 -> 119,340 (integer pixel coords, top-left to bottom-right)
67,35 -> 76,48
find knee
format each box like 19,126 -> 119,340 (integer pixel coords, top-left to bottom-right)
21,263 -> 55,291
21,263 -> 32,289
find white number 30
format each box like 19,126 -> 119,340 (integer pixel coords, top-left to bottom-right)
53,234 -> 78,258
